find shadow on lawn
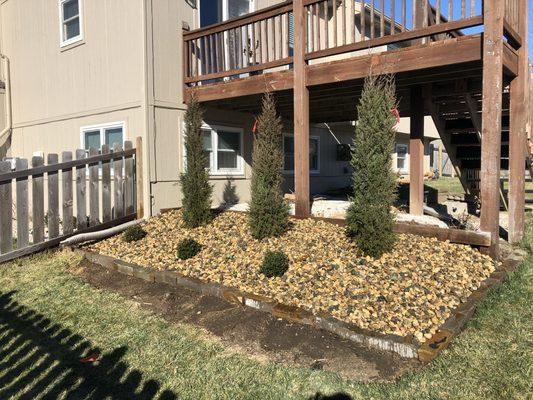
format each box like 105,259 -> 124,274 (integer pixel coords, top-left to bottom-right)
0,291 -> 177,400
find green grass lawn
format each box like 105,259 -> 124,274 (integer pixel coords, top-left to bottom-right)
0,247 -> 532,399
426,177 -> 465,194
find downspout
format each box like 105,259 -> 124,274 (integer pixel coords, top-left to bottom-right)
0,53 -> 12,150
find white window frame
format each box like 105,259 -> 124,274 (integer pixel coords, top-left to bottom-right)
395,143 -> 409,173
183,123 -> 245,176
80,121 -> 126,152
59,0 -> 84,47
282,133 -> 320,175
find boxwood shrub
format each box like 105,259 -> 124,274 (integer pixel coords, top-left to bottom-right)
177,238 -> 202,260
260,251 -> 289,278
123,225 -> 147,243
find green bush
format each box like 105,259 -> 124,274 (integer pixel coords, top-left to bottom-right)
123,225 -> 147,243
248,93 -> 290,240
346,75 -> 398,258
180,94 -> 213,228
260,251 -> 289,278
177,238 -> 202,260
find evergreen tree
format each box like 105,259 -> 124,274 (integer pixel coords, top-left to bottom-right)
248,93 -> 290,239
346,75 -> 398,257
180,94 -> 213,228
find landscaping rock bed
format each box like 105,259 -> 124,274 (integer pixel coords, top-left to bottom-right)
88,210 -> 497,344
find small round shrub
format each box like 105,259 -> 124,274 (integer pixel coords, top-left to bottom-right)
260,251 -> 289,278
123,225 -> 147,243
177,238 -> 202,260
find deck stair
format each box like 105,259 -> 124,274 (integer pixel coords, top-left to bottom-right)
433,85 -> 531,211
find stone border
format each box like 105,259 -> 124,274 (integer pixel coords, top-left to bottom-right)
76,247 -> 526,362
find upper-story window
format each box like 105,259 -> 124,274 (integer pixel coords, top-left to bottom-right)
59,0 -> 83,47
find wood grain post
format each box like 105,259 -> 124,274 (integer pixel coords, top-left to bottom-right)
135,136 -> 144,219
0,161 -> 13,254
410,85 -> 425,215
293,0 -> 310,217
480,0 -> 504,258
508,0 -> 528,244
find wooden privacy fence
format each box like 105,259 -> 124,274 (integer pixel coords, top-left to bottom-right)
0,138 -> 143,263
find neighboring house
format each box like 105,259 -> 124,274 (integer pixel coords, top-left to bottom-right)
0,0 -> 474,215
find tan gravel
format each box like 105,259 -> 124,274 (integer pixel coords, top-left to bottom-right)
88,210 -> 497,342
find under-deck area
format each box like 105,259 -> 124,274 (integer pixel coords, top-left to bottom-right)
182,0 -> 530,258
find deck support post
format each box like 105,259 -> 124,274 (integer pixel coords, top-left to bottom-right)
293,0 -> 310,217
508,0 -> 529,244
409,85 -> 425,215
480,0 -> 504,258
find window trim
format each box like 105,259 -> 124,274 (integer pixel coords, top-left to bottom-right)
183,123 -> 245,177
80,121 -> 126,152
59,0 -> 84,48
395,143 -> 409,173
282,133 -> 320,175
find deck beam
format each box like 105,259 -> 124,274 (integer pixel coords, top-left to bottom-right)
480,0 -> 505,258
508,0 -> 529,244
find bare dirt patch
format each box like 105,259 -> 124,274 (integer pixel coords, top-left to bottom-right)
71,258 -> 419,381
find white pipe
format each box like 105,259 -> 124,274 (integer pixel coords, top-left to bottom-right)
323,123 -> 342,145
60,219 -> 144,246
0,54 -> 12,149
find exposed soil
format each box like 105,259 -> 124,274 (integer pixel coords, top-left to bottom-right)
88,210 -> 497,342
71,258 -> 420,382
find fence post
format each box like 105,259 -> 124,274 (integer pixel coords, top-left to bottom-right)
135,136 -> 144,219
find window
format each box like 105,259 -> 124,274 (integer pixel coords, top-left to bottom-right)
81,122 -> 125,153
184,124 -> 244,175
59,0 -> 83,47
396,143 -> 408,172
283,134 -> 320,174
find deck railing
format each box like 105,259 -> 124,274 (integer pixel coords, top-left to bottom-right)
183,1 -> 294,84
183,0 -> 489,86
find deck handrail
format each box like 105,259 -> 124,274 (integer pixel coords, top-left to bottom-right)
183,1 -> 293,41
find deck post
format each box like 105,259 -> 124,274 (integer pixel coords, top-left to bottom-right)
409,85 -> 425,215
480,0 -> 504,258
293,0 -> 310,217
508,0 -> 529,244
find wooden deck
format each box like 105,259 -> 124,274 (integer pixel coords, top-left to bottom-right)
181,0 -> 529,258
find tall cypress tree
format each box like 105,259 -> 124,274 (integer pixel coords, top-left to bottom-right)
346,75 -> 398,258
248,93 -> 289,239
180,94 -> 213,228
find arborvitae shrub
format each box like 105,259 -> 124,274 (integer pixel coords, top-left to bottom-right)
248,93 -> 290,239
260,251 -> 289,278
180,94 -> 213,228
123,225 -> 147,243
346,75 -> 398,258
177,238 -> 202,260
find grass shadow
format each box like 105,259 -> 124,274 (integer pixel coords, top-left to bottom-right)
0,291 -> 177,400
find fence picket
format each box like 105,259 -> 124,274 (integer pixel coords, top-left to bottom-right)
15,158 -> 29,248
89,147 -> 100,226
124,141 -> 134,215
0,161 -> 13,254
101,144 -> 112,223
62,151 -> 74,235
113,143 -> 124,218
75,149 -> 87,231
32,156 -> 45,244
47,154 -> 60,239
